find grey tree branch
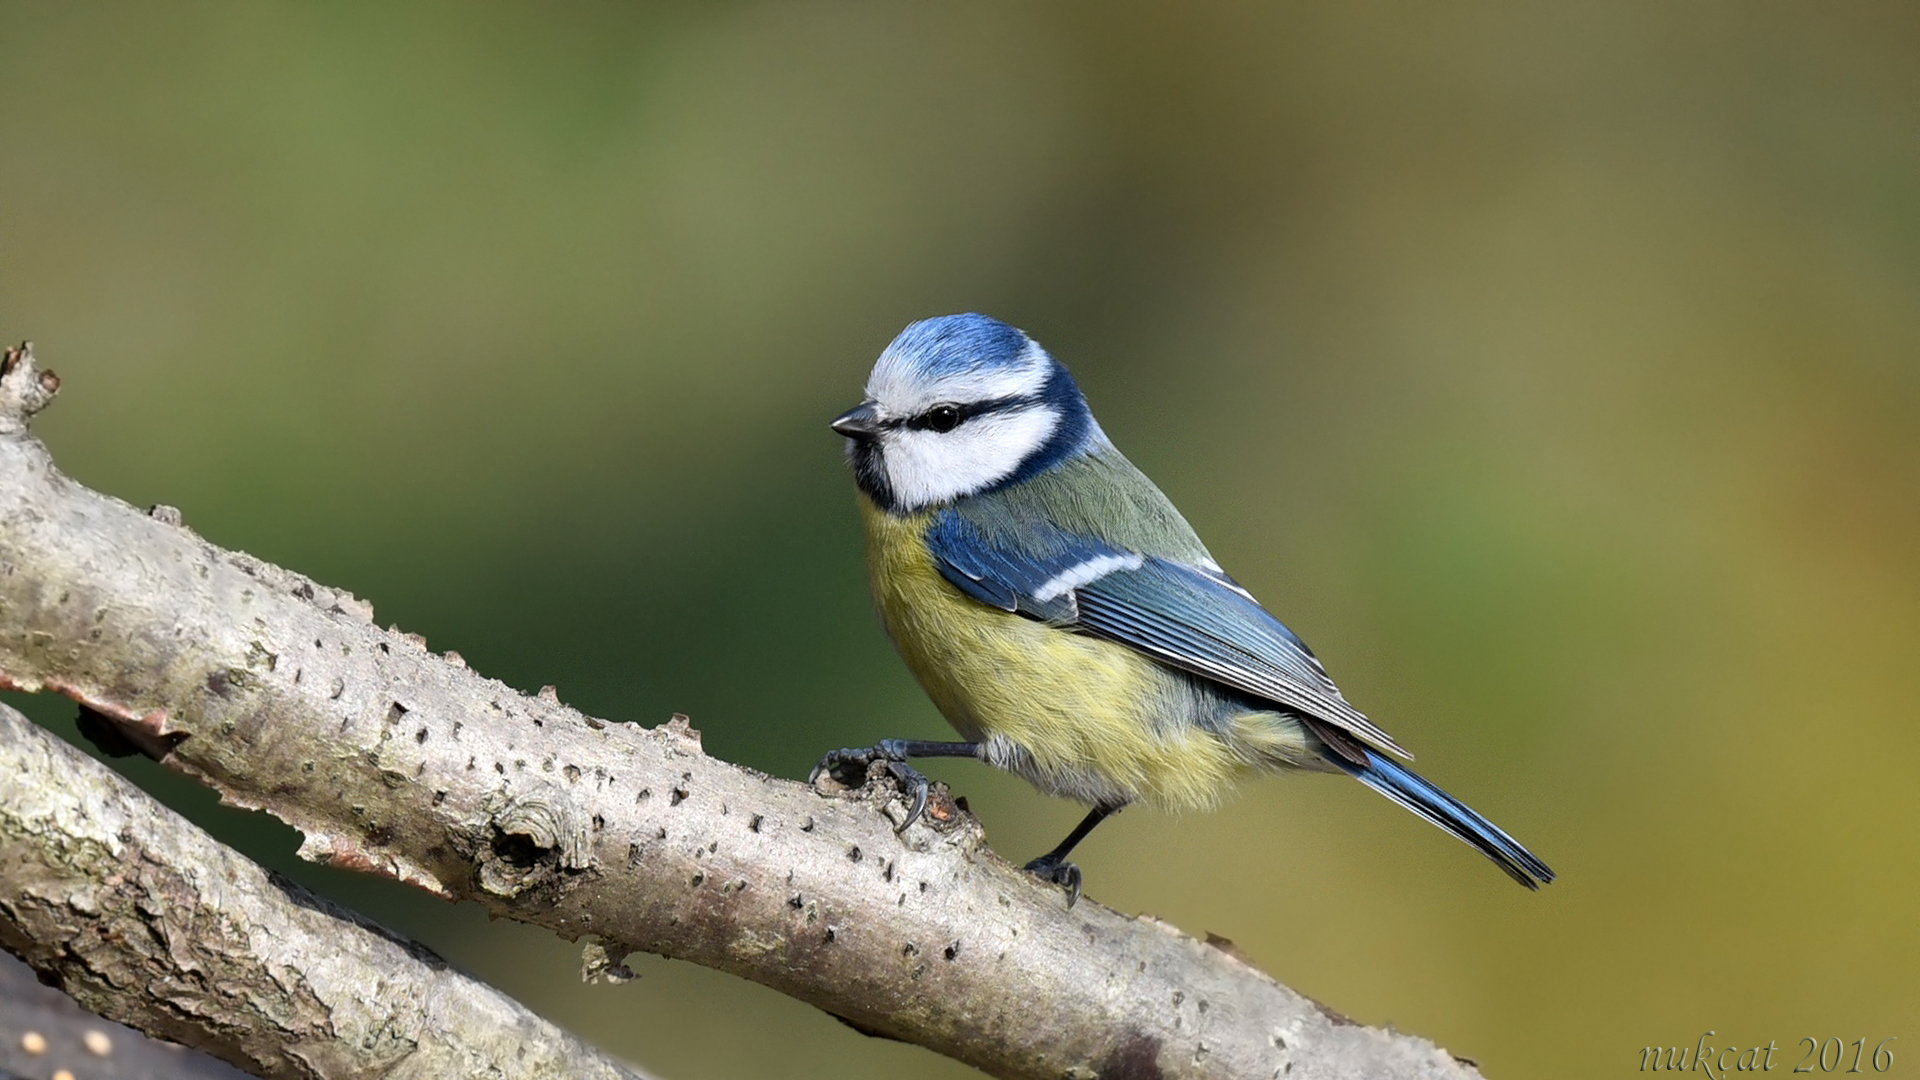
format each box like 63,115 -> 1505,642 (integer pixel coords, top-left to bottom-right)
0,700 -> 654,1080
0,341 -> 1484,1080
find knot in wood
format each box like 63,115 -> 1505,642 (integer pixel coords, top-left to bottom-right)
477,794 -> 592,898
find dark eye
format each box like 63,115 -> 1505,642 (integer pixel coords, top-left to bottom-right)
925,404 -> 962,433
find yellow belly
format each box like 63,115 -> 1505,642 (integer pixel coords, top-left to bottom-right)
861,497 -> 1268,811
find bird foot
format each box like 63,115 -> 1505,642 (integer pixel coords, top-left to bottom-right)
1022,853 -> 1084,908
809,742 -> 931,833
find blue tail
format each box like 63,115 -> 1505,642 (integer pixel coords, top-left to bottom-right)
1330,750 -> 1555,889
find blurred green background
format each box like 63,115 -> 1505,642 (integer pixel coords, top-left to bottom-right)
3,3 -> 1916,1077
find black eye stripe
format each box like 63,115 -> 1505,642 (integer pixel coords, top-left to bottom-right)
892,394 -> 1034,432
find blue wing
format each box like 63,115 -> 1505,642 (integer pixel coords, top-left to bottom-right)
927,510 -> 1410,759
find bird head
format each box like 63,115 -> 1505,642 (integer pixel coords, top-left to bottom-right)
833,314 -> 1099,512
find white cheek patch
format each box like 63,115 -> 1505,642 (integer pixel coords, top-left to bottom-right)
883,405 -> 1060,509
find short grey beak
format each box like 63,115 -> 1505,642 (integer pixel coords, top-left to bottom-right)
830,401 -> 883,437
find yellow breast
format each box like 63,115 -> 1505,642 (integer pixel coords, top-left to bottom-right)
860,496 -> 1264,811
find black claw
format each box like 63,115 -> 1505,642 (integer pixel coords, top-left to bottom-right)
886,761 -> 930,833
809,745 -> 890,787
809,744 -> 932,833
1023,854 -> 1084,908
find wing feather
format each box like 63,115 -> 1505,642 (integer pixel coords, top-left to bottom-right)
927,510 -> 1410,759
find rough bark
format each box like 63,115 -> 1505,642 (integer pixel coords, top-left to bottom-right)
0,947 -> 250,1079
0,701 -> 653,1080
0,341 -> 1485,1080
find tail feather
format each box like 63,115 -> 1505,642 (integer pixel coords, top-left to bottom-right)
1331,750 -> 1555,889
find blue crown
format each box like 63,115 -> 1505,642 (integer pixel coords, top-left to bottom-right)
886,313 -> 1035,380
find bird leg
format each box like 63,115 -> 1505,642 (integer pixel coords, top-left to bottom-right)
809,739 -> 981,832
1022,803 -> 1122,908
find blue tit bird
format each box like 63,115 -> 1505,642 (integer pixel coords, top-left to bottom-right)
814,313 -> 1553,903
